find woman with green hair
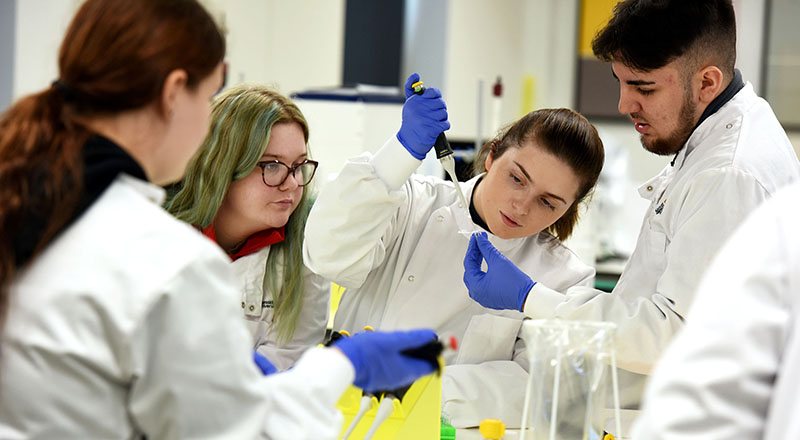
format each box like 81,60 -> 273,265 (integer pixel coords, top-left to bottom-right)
166,85 -> 329,371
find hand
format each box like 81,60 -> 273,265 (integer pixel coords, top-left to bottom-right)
333,329 -> 438,393
253,350 -> 277,375
463,232 -> 536,312
396,73 -> 450,160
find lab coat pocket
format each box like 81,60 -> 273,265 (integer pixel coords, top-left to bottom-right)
243,307 -> 273,346
455,314 -> 522,365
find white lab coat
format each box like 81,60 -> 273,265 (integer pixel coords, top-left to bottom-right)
0,175 -> 352,440
521,83 -> 800,426
633,181 -> 800,440
303,137 -> 595,428
234,246 -> 330,371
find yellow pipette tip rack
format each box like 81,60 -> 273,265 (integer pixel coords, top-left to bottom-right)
336,359 -> 442,439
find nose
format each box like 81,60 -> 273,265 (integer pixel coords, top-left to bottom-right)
511,192 -> 531,217
617,87 -> 641,115
279,171 -> 301,191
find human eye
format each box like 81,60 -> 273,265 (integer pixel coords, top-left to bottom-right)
637,88 -> 654,96
541,198 -> 555,211
263,162 -> 283,173
509,172 -> 524,186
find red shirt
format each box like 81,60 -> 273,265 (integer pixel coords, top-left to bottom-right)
202,224 -> 286,261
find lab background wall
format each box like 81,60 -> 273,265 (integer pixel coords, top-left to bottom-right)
5,0 -> 799,263
0,0 -> 14,111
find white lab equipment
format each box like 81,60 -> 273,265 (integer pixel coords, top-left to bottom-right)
519,320 -> 620,440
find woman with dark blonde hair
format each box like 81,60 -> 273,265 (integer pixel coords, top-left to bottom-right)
0,2 -> 436,438
166,85 -> 328,371
304,73 -> 605,427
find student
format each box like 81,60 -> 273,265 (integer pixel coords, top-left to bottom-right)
0,1 -> 436,438
462,0 -> 800,434
303,73 -> 605,427
166,86 -> 328,372
633,181 -> 800,439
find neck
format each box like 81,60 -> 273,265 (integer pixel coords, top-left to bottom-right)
213,206 -> 255,253
472,177 -> 486,223
82,108 -> 164,184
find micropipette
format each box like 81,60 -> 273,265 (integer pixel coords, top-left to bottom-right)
411,80 -> 474,233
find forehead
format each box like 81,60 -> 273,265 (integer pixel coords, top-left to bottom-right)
611,60 -> 681,84
262,122 -> 307,158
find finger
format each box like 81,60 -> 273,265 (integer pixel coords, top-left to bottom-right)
404,73 -> 420,99
464,233 -> 485,272
418,109 -> 448,124
421,87 -> 442,99
474,232 -> 504,264
393,329 -> 438,350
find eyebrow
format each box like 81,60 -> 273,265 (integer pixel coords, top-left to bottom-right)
610,70 -> 655,86
262,153 -> 307,162
512,161 -> 568,205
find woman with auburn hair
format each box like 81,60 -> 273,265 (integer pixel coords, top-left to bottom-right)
304,73 -> 605,427
0,1 -> 436,438
166,85 -> 328,372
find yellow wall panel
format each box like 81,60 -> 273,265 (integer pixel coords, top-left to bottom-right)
579,0 -> 620,57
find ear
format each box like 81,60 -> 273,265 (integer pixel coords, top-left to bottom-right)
696,66 -> 724,105
484,149 -> 494,172
160,69 -> 189,119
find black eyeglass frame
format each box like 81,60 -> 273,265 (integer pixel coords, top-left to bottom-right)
257,159 -> 319,187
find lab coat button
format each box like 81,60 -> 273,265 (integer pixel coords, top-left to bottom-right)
458,203 -> 464,208
646,185 -> 654,192
437,215 -> 444,222
241,301 -> 245,308
726,123 -> 733,129
249,305 -> 255,311
408,275 -> 415,282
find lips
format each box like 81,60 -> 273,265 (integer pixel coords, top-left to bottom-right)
500,212 -> 521,228
634,122 -> 650,134
273,199 -> 294,208
631,116 -> 650,134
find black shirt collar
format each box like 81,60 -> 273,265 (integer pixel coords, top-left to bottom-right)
12,135 -> 146,266
468,176 -> 493,234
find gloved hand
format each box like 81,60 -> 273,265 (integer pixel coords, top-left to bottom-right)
463,232 -> 536,312
333,329 -> 438,393
253,350 -> 277,375
396,73 -> 450,160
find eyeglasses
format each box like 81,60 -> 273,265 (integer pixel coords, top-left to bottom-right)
257,159 -> 319,187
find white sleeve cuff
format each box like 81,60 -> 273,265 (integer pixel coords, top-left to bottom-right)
523,283 -> 565,319
370,136 -> 423,190
292,346 -> 355,401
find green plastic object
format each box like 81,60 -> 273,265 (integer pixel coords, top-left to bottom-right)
440,420 -> 456,440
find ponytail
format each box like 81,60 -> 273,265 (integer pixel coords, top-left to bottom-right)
0,84 -> 91,327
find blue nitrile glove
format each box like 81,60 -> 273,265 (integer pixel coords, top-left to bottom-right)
253,350 -> 277,375
333,329 -> 438,393
463,232 -> 536,312
396,73 -> 450,160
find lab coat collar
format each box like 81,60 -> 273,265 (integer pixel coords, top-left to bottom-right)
672,81 -> 753,170
453,173 -> 532,253
117,173 -> 166,205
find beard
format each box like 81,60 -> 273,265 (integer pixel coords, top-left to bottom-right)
639,86 -> 697,156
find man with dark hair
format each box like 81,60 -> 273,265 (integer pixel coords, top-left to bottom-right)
462,0 -> 800,435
